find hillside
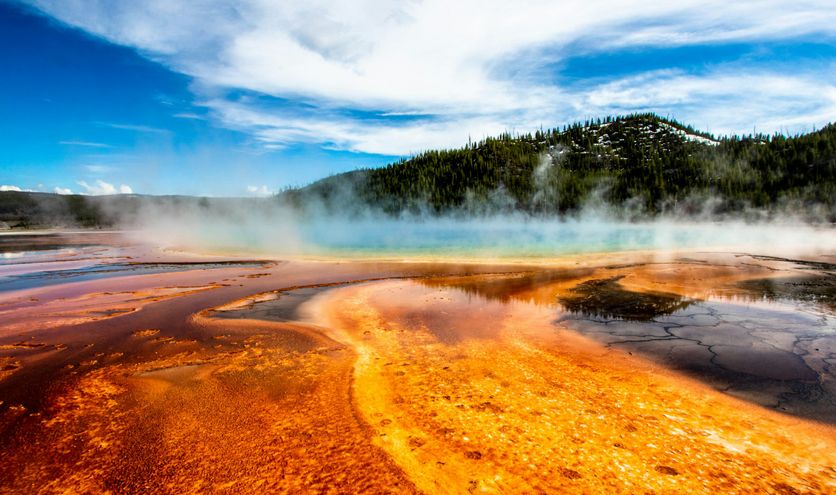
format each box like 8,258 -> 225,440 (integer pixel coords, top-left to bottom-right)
282,114 -> 836,219
0,191 -> 115,229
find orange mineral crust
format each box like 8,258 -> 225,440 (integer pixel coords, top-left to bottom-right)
310,280 -> 836,494
0,242 -> 834,494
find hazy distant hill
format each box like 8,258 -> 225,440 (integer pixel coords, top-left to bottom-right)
0,192 -> 262,230
283,114 -> 835,219
0,191 -> 115,229
2,114 -> 834,229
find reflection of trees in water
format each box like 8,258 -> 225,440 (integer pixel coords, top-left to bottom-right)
418,270 -> 696,321
557,276 -> 694,321
737,275 -> 836,313
417,266 -> 836,320
417,268 -> 594,304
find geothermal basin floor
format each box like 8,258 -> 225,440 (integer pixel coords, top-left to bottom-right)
0,234 -> 834,494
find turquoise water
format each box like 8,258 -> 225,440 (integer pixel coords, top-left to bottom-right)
133,214 -> 836,259
290,218 -> 836,258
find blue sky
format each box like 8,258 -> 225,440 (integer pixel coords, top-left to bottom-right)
1,0 -> 835,197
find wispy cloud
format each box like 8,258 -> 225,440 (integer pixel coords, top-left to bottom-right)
53,186 -> 73,195
173,112 -> 205,120
0,185 -> 24,192
83,164 -> 116,173
59,140 -> 112,148
26,0 -> 836,154
96,122 -> 170,134
207,67 -> 836,153
579,68 -> 836,136
207,98 -> 509,155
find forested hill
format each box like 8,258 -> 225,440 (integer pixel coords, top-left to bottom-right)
281,114 -> 836,219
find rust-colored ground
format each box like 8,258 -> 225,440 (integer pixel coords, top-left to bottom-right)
312,279 -> 835,494
0,240 -> 834,494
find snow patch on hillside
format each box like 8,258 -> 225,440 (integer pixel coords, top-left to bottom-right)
658,122 -> 720,146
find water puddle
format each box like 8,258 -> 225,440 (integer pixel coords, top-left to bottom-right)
558,297 -> 835,422
736,274 -> 836,312
3,249 -> 65,263
0,260 -> 268,293
209,286 -> 336,322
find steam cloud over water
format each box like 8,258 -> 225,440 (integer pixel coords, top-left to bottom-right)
124,199 -> 836,258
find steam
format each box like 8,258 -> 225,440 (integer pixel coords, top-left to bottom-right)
121,198 -> 304,255
529,147 -> 563,212
117,192 -> 836,260
7,147 -> 830,259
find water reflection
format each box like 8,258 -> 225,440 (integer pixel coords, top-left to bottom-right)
556,275 -> 695,320
737,274 -> 836,313
0,260 -> 269,292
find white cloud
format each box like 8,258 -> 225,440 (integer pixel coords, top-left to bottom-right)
25,0 -> 836,154
207,68 -> 836,153
84,164 -> 116,173
173,112 -> 204,120
580,69 -> 836,136
59,140 -> 112,148
97,122 -> 170,134
209,98 -> 510,155
53,187 -> 73,195
0,185 -> 43,192
247,185 -> 273,196
76,179 -> 133,195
